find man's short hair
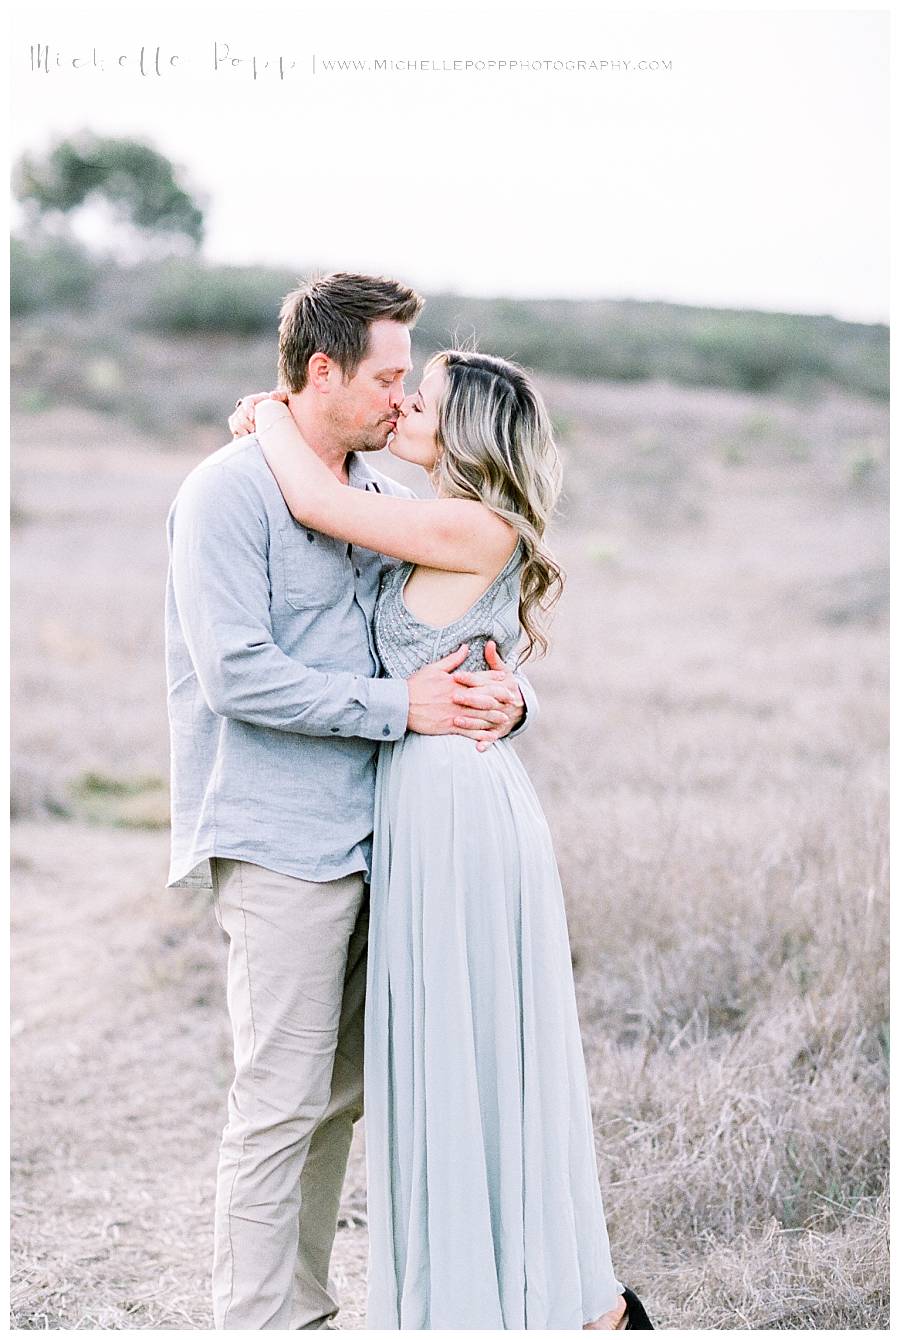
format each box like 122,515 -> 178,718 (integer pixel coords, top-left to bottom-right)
278,272 -> 425,392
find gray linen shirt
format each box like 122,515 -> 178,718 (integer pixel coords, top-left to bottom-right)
165,436 -> 536,888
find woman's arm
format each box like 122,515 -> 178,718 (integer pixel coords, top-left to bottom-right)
254,400 -> 514,575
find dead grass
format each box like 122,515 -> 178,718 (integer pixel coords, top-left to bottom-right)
10,339 -> 888,1329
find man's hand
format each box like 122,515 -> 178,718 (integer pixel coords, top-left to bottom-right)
451,640 -> 525,751
407,645 -> 515,745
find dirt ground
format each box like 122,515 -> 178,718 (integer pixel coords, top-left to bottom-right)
10,371 -> 889,1330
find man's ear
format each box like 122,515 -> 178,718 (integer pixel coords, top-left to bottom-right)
307,352 -> 333,392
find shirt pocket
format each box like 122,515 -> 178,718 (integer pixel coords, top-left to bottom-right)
278,526 -> 347,610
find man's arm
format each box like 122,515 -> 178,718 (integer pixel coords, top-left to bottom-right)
169,461 -> 513,743
508,666 -> 539,737
226,400 -> 538,744
168,462 -> 409,740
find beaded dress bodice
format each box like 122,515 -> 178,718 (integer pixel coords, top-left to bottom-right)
374,544 -> 524,680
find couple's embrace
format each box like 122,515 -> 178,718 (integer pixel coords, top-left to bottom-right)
165,273 -> 653,1330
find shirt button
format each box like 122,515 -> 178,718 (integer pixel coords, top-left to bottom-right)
330,726 -> 340,733
382,724 -> 391,737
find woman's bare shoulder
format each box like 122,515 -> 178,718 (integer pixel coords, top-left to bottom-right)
461,501 -> 519,575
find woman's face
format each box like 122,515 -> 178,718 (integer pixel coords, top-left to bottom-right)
388,363 -> 447,471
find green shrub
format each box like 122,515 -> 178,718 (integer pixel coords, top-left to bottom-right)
12,248 -> 889,402
416,295 -> 888,399
10,236 -> 99,314
139,261 -> 299,334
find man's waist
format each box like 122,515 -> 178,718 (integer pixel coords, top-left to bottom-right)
168,838 -> 373,889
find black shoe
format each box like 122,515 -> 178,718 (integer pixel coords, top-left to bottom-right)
620,1285 -> 654,1330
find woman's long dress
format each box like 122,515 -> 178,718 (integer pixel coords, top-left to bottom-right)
364,546 -> 625,1329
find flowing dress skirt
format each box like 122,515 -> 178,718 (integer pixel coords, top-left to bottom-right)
364,732 -> 624,1329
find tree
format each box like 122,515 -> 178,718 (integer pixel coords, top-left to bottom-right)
13,132 -> 205,257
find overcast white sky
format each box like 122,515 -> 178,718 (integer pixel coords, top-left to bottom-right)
9,1 -> 890,322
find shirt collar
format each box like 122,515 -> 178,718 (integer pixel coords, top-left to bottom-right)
347,451 -> 383,492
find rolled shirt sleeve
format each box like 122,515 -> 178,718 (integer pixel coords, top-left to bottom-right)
509,668 -> 539,737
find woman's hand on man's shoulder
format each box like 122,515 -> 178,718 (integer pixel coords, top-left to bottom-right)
228,389 -> 289,438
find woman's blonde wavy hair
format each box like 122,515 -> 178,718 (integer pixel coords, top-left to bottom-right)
426,349 -> 564,663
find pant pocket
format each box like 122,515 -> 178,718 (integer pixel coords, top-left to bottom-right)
210,858 -> 224,930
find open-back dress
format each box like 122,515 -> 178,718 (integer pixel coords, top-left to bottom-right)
363,544 -> 625,1329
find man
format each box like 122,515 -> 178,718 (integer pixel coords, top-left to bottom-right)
165,273 -> 537,1329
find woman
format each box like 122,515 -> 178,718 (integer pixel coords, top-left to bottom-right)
228,351 -> 652,1330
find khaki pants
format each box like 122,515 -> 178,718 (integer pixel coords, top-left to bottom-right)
210,858 -> 368,1330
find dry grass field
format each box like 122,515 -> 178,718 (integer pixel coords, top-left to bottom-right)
10,331 -> 889,1329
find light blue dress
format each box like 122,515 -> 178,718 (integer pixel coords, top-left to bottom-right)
364,545 -> 625,1329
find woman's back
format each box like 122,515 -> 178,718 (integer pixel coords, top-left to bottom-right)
374,542 -> 524,679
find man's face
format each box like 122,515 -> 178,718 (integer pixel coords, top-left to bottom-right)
326,319 -> 413,453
